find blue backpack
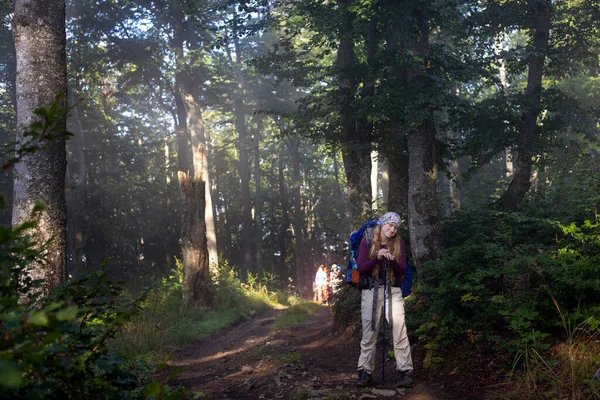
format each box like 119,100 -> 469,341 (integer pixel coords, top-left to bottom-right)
345,220 -> 413,297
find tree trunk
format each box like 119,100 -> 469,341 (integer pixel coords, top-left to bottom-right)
384,13 -> 409,219
227,36 -> 253,278
371,151 -> 378,208
278,142 -> 289,282
381,159 -> 389,207
407,120 -> 443,273
333,151 -> 343,199
13,0 -> 67,297
0,30 -> 16,226
254,117 -> 264,278
173,11 -> 211,307
337,0 -> 371,222
497,0 -> 551,210
66,85 -> 87,277
178,172 -> 211,308
289,135 -> 306,293
406,10 -> 443,275
204,138 -> 218,272
387,130 -> 409,217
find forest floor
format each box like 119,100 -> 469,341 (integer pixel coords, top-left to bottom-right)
167,305 -> 501,400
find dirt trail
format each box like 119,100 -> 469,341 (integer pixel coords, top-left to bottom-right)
168,306 -> 487,399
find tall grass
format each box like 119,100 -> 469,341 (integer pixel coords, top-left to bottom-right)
499,295 -> 600,399
110,260 -> 291,363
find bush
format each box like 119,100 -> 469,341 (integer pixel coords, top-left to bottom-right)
0,226 -> 169,399
410,210 -> 600,367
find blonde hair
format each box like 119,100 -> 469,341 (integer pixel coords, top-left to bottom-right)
368,225 -> 402,280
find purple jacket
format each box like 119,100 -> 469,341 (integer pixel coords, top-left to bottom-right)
357,236 -> 407,284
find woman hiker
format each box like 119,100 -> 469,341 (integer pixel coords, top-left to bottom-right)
356,211 -> 414,388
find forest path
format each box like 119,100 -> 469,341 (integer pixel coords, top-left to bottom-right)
168,305 -> 481,399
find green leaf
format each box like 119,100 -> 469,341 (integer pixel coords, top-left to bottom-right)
167,367 -> 183,380
0,359 -> 23,388
143,381 -> 161,398
32,200 -> 45,212
56,306 -> 80,321
28,311 -> 49,326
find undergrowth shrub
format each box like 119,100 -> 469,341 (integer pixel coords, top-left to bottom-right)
495,300 -> 600,399
331,282 -> 361,332
0,224 -> 179,399
411,210 -> 600,371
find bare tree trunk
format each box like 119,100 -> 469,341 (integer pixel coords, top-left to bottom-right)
497,0 -> 551,210
289,135 -> 306,294
227,35 -> 253,278
385,17 -> 409,219
406,10 -> 443,275
495,35 -> 513,179
204,137 -> 218,272
66,85 -> 87,277
1,33 -> 16,226
278,142 -> 289,282
163,124 -> 175,272
173,11 -> 211,307
387,130 -> 409,217
381,158 -> 389,208
254,117 -> 264,278
13,0 -> 67,297
371,151 -> 378,209
338,0 -> 371,222
333,151 -> 343,199
178,172 -> 210,308
407,120 -> 443,272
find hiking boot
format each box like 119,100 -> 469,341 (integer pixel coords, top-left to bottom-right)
357,369 -> 373,387
397,370 -> 413,387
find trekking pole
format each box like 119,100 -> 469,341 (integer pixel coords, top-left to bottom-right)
381,258 -> 387,385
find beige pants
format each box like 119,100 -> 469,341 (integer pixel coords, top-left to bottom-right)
357,286 -> 413,374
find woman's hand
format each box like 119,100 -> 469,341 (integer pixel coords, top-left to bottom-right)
377,249 -> 393,260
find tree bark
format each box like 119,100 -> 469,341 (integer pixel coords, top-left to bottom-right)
497,0 -> 551,210
178,172 -> 211,308
173,10 -> 212,307
204,138 -> 218,272
371,151 -> 378,208
406,9 -> 443,275
387,139 -> 409,217
337,0 -> 371,223
407,120 -> 443,273
227,34 -> 253,278
0,28 -> 16,226
278,142 -> 289,282
66,85 -> 88,277
13,0 -> 67,297
381,158 -> 389,207
288,135 -> 306,293
254,117 -> 264,278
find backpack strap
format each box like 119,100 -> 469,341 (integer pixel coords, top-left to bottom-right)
365,226 -> 374,254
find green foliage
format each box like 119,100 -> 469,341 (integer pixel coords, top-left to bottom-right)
331,282 -> 361,333
0,221 -> 184,399
410,210 -> 600,368
111,258 -> 291,360
3,96 -> 72,167
496,298 -> 600,400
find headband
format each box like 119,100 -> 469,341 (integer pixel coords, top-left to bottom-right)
377,212 -> 401,227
